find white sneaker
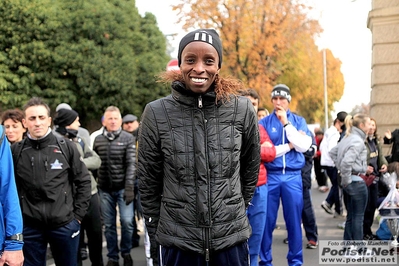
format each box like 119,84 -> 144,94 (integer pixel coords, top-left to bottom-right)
318,186 -> 329,192
333,212 -> 346,219
321,200 -> 333,215
337,222 -> 346,230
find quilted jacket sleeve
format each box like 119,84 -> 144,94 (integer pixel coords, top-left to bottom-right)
240,100 -> 261,207
137,103 -> 164,238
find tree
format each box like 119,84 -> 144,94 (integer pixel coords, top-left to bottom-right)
0,0 -> 170,128
350,103 -> 370,116
172,0 -> 345,123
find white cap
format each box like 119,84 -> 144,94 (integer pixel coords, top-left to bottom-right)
56,103 -> 72,112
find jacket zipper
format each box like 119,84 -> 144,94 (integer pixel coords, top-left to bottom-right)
198,95 -> 203,108
283,126 -> 286,174
205,229 -> 210,261
203,103 -> 211,262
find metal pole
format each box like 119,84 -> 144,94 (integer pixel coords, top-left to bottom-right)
323,49 -> 328,129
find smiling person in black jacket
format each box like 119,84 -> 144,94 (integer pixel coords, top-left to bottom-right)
137,29 -> 261,266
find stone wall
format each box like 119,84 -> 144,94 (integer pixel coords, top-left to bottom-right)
368,0 -> 399,154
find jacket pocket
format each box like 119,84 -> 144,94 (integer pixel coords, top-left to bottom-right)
161,198 -> 190,225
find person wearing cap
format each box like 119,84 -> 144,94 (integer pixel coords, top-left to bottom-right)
122,114 -> 141,249
93,106 -> 135,266
320,111 -> 348,219
11,97 -> 91,266
258,84 -> 312,266
137,29 -> 260,265
53,109 -> 104,266
122,114 -> 139,140
55,103 -> 91,147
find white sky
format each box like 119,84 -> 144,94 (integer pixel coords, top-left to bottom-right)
135,0 -> 372,114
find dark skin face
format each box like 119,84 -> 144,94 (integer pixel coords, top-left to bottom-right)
180,41 -> 220,94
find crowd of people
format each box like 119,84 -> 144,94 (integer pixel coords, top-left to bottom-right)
1,28 -> 398,266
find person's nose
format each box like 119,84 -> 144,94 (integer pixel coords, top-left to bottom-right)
193,61 -> 205,73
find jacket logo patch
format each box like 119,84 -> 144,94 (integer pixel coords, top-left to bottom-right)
50,159 -> 63,169
271,127 -> 277,133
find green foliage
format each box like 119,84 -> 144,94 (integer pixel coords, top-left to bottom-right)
0,0 -> 170,128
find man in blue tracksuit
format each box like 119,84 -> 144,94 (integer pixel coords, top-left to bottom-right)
258,84 -> 311,266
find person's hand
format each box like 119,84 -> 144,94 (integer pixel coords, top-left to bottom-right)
275,106 -> 288,125
385,130 -> 392,139
366,165 -> 374,175
261,141 -> 273,147
124,184 -> 135,205
379,164 -> 388,173
288,143 -> 294,149
0,250 -> 24,266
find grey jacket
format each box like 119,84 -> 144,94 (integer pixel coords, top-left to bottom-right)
53,130 -> 101,195
330,126 -> 367,187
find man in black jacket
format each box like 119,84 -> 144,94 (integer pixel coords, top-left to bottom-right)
137,29 -> 260,265
93,106 -> 135,266
12,97 -> 91,266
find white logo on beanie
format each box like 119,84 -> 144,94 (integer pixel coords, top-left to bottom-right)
271,84 -> 291,102
194,32 -> 213,44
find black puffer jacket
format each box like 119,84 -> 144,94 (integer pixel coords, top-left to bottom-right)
93,129 -> 135,192
137,82 -> 260,255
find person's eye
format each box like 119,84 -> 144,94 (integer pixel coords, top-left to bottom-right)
205,59 -> 215,64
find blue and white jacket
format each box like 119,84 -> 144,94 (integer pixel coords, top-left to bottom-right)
259,110 -> 312,174
0,126 -> 23,251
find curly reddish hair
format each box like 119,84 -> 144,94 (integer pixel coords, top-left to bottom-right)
157,71 -> 245,102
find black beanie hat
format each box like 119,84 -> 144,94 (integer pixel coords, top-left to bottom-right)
336,111 -> 348,123
177,29 -> 223,68
271,84 -> 291,103
54,109 -> 78,127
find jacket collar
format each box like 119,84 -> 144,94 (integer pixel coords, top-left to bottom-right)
352,126 -> 367,140
171,81 -> 220,107
27,130 -> 56,150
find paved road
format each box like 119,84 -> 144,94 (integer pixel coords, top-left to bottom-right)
47,179 -> 396,265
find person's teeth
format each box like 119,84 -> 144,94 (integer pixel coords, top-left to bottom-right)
192,78 -> 206,82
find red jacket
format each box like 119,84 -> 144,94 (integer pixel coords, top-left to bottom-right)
258,125 -> 276,186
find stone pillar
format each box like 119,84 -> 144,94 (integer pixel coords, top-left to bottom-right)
368,0 -> 399,155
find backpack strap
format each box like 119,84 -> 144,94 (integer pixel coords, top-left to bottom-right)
55,137 -> 70,162
11,138 -> 26,168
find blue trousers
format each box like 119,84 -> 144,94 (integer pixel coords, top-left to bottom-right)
23,219 -> 80,266
160,241 -> 249,266
99,188 -> 134,261
324,166 -> 343,214
260,171 -> 303,266
343,180 -> 368,240
302,188 -> 318,242
247,184 -> 268,266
